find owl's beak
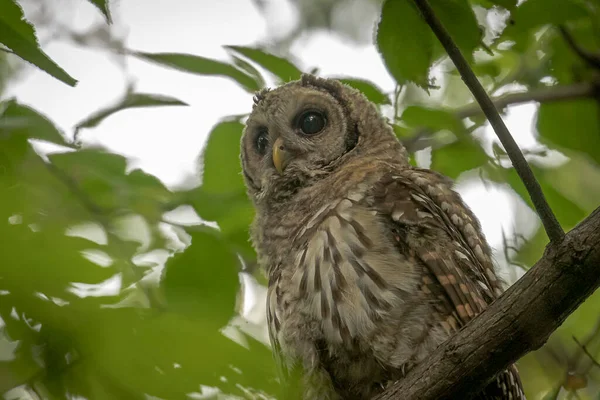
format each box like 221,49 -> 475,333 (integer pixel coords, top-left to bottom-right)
272,137 -> 290,174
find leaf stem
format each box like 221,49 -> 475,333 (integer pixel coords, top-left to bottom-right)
411,0 -> 565,242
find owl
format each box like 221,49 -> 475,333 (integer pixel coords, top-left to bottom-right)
240,74 -> 525,400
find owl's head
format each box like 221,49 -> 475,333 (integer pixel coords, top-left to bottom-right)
240,74 -> 407,206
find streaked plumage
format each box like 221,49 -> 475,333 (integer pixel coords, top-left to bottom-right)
240,74 -> 524,399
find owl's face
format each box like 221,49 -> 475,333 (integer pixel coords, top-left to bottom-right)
240,74 -> 407,207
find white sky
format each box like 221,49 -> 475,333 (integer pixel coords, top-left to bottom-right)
6,0 -> 540,286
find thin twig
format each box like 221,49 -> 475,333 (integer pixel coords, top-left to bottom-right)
411,0 -> 565,242
573,337 -> 600,369
559,26 -> 600,70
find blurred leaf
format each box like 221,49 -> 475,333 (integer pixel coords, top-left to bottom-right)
85,0 -> 112,24
131,51 -> 261,92
0,334 -> 39,393
401,105 -> 466,136
337,78 -> 391,105
0,212 -> 117,299
430,0 -> 482,61
377,0 -> 433,88
49,149 -> 127,211
49,149 -> 175,223
545,154 -> 600,213
231,55 -> 266,89
431,139 -> 488,179
0,99 -> 71,146
162,229 -> 238,325
504,0 -> 589,37
537,99 -> 600,165
470,0 -> 517,10
377,0 -> 482,87
226,45 -> 302,82
0,0 -> 77,86
70,308 -> 279,398
190,120 -> 256,259
489,0 -> 517,10
75,92 -> 188,134
486,164 -> 587,237
200,120 -> 245,194
547,20 -> 599,84
392,123 -> 414,140
181,188 -> 255,260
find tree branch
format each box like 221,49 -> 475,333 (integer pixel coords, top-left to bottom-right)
403,82 -> 598,152
456,82 -> 598,119
410,0 -> 565,242
374,206 -> 600,399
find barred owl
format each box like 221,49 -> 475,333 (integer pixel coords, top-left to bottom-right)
240,74 -> 525,399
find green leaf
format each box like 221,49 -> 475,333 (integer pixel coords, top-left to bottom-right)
488,0 -> 517,9
130,51 -> 261,92
504,0 -> 588,37
486,164 -> 587,232
226,45 -> 302,82
0,99 -> 71,146
391,123 -> 414,140
546,20 -> 599,84
337,78 -> 391,105
75,92 -> 188,134
162,229 -> 239,326
231,55 -> 266,89
377,0 -> 433,88
401,105 -> 466,136
85,0 -> 112,24
0,212 -> 117,298
0,0 -> 77,86
430,0 -> 481,61
200,120 -> 245,194
48,149 -> 176,224
537,99 -> 600,166
192,120 -> 255,259
431,139 -> 489,179
69,308 -> 279,398
470,0 -> 517,10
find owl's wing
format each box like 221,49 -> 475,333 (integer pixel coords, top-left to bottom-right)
266,272 -> 289,381
372,167 -> 525,399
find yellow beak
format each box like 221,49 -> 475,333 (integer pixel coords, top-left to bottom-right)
272,137 -> 290,175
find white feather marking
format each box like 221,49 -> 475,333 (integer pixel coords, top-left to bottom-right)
441,201 -> 451,212
392,209 -> 405,221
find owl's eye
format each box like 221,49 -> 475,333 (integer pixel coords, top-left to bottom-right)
297,110 -> 326,135
254,129 -> 269,155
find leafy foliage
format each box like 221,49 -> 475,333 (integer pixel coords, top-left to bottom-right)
1,0 -> 599,398
0,0 -> 77,86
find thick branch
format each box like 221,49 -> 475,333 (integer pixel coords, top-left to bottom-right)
374,206 -> 600,400
411,0 -> 565,242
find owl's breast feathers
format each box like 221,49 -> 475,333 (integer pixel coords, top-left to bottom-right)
259,162 -> 525,399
